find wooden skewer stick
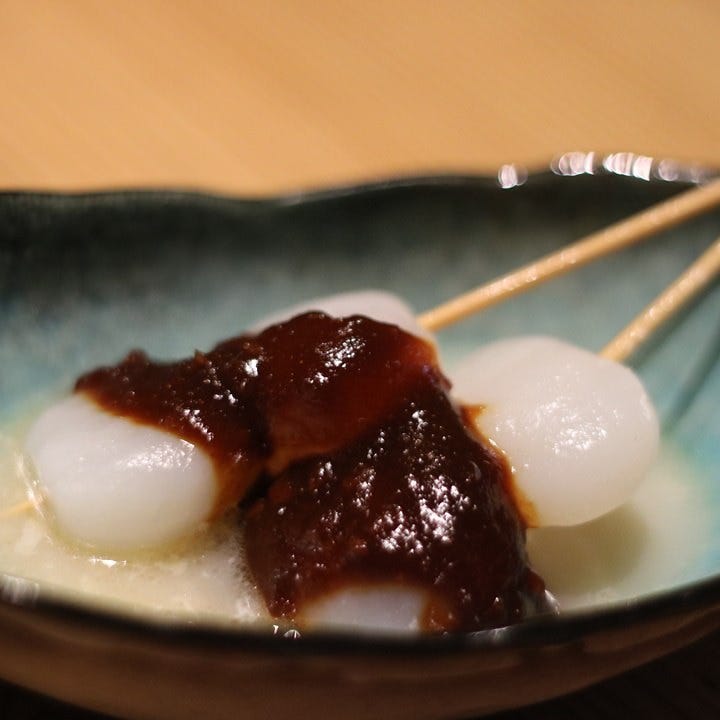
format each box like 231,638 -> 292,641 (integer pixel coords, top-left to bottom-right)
0,497 -> 37,519
419,177 -> 720,332
601,237 -> 720,363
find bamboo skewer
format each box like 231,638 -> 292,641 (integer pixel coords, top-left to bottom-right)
0,497 -> 36,519
419,177 -> 720,332
601,237 -> 720,363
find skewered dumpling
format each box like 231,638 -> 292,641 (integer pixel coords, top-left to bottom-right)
25,394 -> 216,551
251,289 -> 429,340
22,292 -> 430,553
451,336 -> 659,527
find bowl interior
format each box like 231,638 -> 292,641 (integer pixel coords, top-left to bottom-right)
1,174 -> 720,618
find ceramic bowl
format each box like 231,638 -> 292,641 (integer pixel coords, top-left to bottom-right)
1,155 -> 719,719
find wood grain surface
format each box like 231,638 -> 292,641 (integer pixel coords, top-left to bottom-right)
2,2 -> 720,718
2,1 -> 720,193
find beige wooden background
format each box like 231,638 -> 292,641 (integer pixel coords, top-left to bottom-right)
2,1 -> 720,194
3,3 -> 720,719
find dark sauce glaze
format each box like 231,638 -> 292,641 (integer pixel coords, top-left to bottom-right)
76,312 -> 548,631
76,313 -> 436,514
246,381 -> 546,632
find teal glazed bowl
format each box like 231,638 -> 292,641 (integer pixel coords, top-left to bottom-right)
1,157 -> 720,720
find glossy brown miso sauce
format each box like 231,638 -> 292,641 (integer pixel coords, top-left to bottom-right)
76,312 -> 548,632
76,312 -> 437,514
245,373 -> 547,632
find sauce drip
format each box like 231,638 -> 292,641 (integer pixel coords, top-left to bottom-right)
76,312 -> 547,631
